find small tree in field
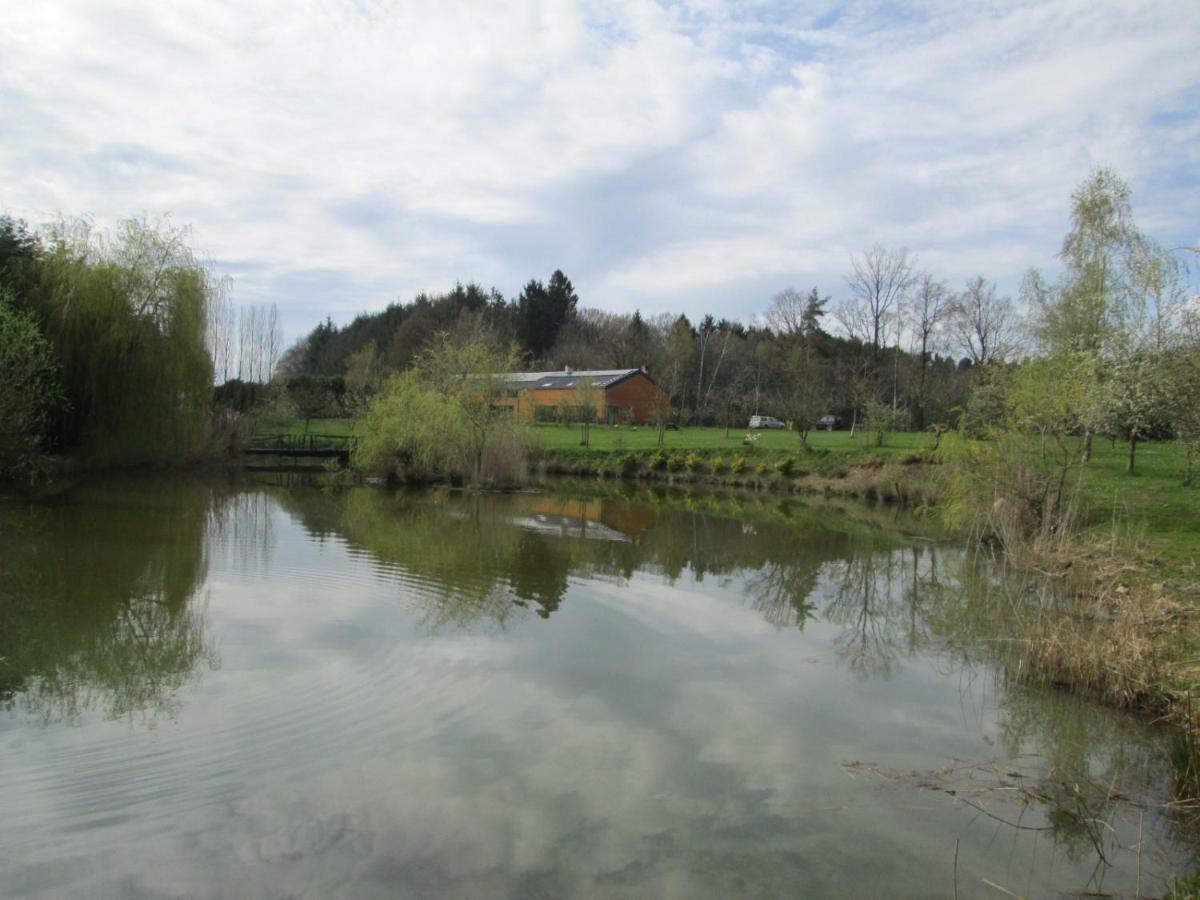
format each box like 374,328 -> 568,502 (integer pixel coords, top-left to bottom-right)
777,346 -> 827,448
863,399 -> 910,448
575,376 -> 602,448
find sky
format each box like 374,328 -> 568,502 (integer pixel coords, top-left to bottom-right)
3,0 -> 1198,344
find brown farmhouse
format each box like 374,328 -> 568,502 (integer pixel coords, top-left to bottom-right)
493,368 -> 669,425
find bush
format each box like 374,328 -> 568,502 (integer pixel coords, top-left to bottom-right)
619,452 -> 639,477
731,455 -> 748,474
755,461 -> 770,477
684,452 -> 702,472
212,378 -> 265,413
666,454 -> 685,473
777,456 -> 796,477
650,448 -> 669,470
709,456 -> 727,474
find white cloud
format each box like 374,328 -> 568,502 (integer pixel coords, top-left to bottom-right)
1,0 -> 1197,340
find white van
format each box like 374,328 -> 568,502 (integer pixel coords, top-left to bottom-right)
748,415 -> 785,429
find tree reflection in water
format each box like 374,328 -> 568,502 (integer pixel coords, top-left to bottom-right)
5,474 -> 1189,872
271,482 -> 1195,865
0,477 -> 235,724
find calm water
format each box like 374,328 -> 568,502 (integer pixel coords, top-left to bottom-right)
0,475 -> 1193,898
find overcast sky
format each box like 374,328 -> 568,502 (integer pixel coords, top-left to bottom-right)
3,0 -> 1198,343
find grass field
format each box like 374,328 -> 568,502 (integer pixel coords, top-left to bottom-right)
527,422 -> 936,455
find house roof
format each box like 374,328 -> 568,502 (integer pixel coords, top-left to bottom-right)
498,368 -> 651,391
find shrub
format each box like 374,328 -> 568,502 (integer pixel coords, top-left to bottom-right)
755,461 -> 769,477
619,452 -> 639,477
684,452 -> 702,472
777,456 -> 796,478
650,448 -> 669,470
731,455 -> 748,474
709,456 -> 727,474
666,454 -> 685,473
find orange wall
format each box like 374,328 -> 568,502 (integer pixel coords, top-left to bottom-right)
604,373 -> 669,424
506,373 -> 668,424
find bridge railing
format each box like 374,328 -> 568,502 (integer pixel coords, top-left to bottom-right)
248,433 -> 359,453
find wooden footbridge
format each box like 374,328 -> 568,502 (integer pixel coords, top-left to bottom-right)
246,433 -> 358,465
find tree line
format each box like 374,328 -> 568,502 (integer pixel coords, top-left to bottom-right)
276,263 -> 1017,437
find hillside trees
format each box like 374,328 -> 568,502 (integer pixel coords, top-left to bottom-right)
516,269 -> 578,359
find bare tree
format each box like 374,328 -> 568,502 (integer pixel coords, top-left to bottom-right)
765,287 -> 806,337
205,278 -> 236,384
844,245 -> 915,353
907,272 -> 951,427
949,276 -> 1017,366
698,319 -> 737,417
234,303 -> 284,383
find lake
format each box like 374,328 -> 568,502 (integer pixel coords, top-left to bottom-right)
0,474 -> 1194,898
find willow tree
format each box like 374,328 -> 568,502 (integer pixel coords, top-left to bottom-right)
31,217 -> 215,465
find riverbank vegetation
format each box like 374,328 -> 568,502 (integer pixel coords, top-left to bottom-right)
0,215 -> 226,476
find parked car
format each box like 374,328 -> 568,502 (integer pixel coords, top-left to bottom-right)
816,414 -> 843,430
748,415 -> 785,429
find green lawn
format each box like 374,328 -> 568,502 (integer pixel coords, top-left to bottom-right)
527,423 -> 936,455
1065,437 -> 1200,569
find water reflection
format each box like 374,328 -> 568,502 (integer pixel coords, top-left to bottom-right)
269,486 -> 909,638
0,476 -> 1194,895
0,479 -> 223,723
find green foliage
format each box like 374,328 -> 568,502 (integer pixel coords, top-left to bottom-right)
27,216 -> 214,466
255,382 -> 301,429
666,454 -> 685,473
285,375 -> 347,425
618,452 -> 639,477
343,343 -> 386,416
957,365 -> 1012,439
354,372 -> 456,480
755,461 -> 769,477
650,447 -> 669,470
355,332 -> 528,485
0,291 -> 64,479
683,452 -> 702,472
516,269 -> 578,359
731,455 -> 748,474
863,400 -> 911,447
1165,871 -> 1200,899
776,456 -> 796,478
709,456 -> 727,474
212,378 -> 264,414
